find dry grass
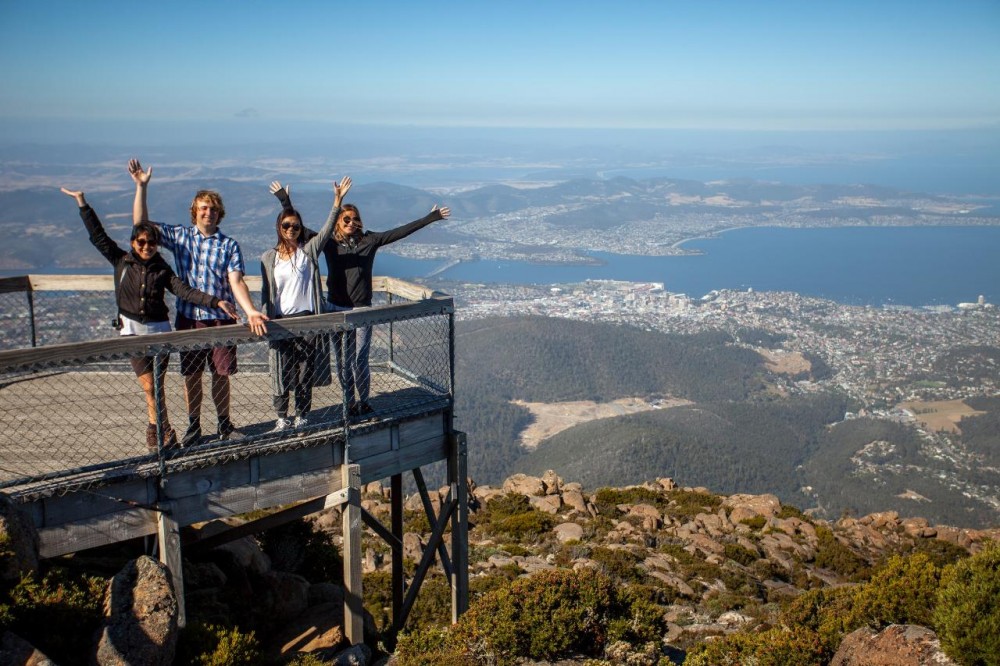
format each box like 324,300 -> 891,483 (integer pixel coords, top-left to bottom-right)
513,396 -> 692,449
898,399 -> 987,434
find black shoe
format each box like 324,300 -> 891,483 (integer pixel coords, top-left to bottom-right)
347,404 -> 360,417
218,419 -> 244,440
181,422 -> 202,447
358,402 -> 375,416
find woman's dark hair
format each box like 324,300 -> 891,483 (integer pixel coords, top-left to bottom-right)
275,209 -> 304,253
130,222 -> 162,244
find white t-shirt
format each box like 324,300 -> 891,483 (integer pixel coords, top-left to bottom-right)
120,315 -> 171,336
274,248 -> 313,316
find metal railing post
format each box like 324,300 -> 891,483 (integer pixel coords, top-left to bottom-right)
27,289 -> 37,348
153,352 -> 168,475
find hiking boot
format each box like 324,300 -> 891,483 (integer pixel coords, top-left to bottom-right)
181,421 -> 202,447
163,425 -> 179,450
146,424 -> 158,452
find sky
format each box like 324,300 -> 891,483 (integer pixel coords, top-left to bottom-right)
0,0 -> 999,140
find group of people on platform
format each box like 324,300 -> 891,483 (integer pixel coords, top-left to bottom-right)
61,159 -> 450,452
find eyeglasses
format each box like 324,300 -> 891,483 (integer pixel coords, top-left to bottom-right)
342,216 -> 361,224
281,222 -> 302,231
134,239 -> 158,248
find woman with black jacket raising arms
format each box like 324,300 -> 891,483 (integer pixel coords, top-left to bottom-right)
61,187 -> 237,451
275,185 -> 450,417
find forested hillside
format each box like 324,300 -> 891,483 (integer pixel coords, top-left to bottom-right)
452,316 -> 769,483
515,393 -> 850,503
448,315 -> 999,529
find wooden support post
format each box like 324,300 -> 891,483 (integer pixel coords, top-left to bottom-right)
342,464 -> 364,645
157,502 -> 186,628
449,431 -> 469,621
412,467 -> 453,576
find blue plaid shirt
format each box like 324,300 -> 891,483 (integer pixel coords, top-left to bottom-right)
156,223 -> 245,322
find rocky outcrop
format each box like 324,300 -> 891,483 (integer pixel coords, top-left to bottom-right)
0,631 -> 56,666
831,624 -> 957,665
95,556 -> 179,666
0,493 -> 39,584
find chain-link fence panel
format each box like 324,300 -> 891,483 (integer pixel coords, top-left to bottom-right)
0,285 -> 454,500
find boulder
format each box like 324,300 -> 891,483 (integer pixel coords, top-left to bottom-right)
315,642 -> 373,665
472,486 -> 505,506
831,624 -> 957,665
216,536 -> 271,575
502,473 -> 547,497
723,493 -> 781,524
561,489 -> 588,513
95,556 -> 178,666
540,470 -> 562,495
403,532 -> 424,563
259,571 -> 311,623
0,494 -> 39,584
0,631 -> 55,666
553,522 -> 584,543
656,477 -> 677,491
272,602 -> 347,658
528,494 -> 561,514
309,582 -> 345,606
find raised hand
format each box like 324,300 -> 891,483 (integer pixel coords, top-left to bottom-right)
432,205 -> 451,219
269,181 -> 288,196
60,187 -> 87,207
128,159 -> 152,186
334,175 -> 352,206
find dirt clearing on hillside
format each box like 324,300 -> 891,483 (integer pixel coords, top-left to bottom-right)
513,397 -> 692,449
756,348 -> 811,376
898,399 -> 986,434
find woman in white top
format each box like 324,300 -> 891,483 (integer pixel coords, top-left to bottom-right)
260,177 -> 350,430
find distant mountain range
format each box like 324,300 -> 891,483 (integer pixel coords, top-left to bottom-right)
2,174 -> 992,273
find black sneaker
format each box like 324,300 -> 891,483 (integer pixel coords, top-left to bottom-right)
218,419 -> 244,440
181,421 -> 202,447
358,402 -> 375,416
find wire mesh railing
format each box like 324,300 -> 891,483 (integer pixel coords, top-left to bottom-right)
0,276 -> 454,500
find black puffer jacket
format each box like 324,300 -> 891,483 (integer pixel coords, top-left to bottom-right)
79,205 -> 220,323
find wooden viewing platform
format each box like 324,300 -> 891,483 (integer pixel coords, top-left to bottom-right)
0,274 -> 468,645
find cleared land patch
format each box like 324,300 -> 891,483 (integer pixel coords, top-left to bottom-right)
513,396 -> 692,449
898,399 -> 986,434
757,348 -> 811,376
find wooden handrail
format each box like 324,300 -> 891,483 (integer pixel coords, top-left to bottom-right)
1,274 -> 449,300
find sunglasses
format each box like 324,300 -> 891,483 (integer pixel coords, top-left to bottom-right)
341,216 -> 361,224
281,222 -> 302,231
134,239 -> 158,248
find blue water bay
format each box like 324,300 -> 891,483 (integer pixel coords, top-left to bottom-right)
375,226 -> 1000,307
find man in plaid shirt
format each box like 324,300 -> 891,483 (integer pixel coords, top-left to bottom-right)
130,159 -> 268,446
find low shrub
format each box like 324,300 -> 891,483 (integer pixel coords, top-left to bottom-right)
0,568 -> 106,663
846,552 -> 941,629
739,516 -> 768,530
590,546 -> 646,584
724,542 -> 759,567
813,526 -> 868,578
397,569 -> 623,666
934,540 -> 1000,665
685,626 -> 830,666
175,622 -> 260,666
